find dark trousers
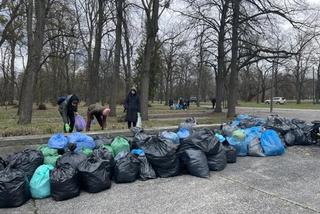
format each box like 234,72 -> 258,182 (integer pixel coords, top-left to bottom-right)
128,121 -> 137,129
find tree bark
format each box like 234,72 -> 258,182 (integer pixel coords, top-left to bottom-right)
140,0 -> 160,120
215,0 -> 229,112
110,0 -> 123,116
197,30 -> 204,107
9,39 -> 16,104
87,0 -> 105,104
18,0 -> 47,124
123,13 -> 132,93
316,60 -> 320,104
227,0 -> 241,118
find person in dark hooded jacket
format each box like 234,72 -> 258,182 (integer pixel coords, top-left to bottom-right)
58,94 -> 79,133
124,87 -> 140,128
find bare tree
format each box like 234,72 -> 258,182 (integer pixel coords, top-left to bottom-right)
18,0 -> 51,124
110,0 -> 124,116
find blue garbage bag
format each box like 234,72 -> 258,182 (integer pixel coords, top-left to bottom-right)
177,128 -> 190,139
48,133 -> 68,149
131,149 -> 144,156
215,133 -> 225,143
260,130 -> 285,156
235,114 -> 250,121
30,164 -> 54,199
67,132 -> 95,151
160,131 -> 180,144
227,136 -> 248,156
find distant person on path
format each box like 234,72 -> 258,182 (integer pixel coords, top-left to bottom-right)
178,98 -> 184,110
211,97 -> 216,109
169,98 -> 174,110
186,99 -> 190,109
86,103 -> 110,131
124,87 -> 140,128
58,94 -> 79,133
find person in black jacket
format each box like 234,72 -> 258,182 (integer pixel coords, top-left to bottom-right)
58,94 -> 79,133
124,87 -> 140,128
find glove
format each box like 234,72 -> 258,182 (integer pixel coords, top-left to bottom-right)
64,123 -> 71,132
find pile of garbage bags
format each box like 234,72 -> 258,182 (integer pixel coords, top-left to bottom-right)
221,114 -> 320,157
0,121 -> 233,208
3,115 -> 317,208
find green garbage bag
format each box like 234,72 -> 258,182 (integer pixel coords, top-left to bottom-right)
232,130 -> 245,141
38,145 -> 58,156
111,137 -> 130,157
44,155 -> 60,166
100,144 -> 114,157
80,148 -> 93,157
30,164 -> 54,199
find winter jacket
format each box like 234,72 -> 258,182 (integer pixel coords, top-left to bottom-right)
124,91 -> 140,122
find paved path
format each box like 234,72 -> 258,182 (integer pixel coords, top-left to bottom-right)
235,107 -> 320,122
2,145 -> 320,214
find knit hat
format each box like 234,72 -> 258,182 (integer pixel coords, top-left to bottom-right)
102,108 -> 110,116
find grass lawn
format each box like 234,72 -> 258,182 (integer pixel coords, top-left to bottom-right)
0,102 -> 224,137
238,101 -> 320,110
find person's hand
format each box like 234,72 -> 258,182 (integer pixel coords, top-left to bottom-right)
64,123 -> 71,132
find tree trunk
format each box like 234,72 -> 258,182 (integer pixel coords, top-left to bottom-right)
227,0 -> 241,118
87,0 -> 104,105
9,39 -> 16,104
110,0 -> 123,116
197,30 -> 204,107
18,0 -> 47,124
215,0 -> 229,112
123,14 -> 132,92
140,0 -> 160,120
316,60 -> 320,104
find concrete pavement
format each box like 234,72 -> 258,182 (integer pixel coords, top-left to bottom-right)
234,107 -> 320,122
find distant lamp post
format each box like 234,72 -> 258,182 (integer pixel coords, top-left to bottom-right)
270,60 -> 275,113
313,66 -> 315,104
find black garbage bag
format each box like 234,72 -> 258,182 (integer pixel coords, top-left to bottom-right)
131,127 -> 152,149
239,118 -> 257,129
207,146 -> 227,171
265,115 -> 292,134
114,152 -> 140,183
6,149 -> 44,180
284,131 -> 295,146
292,128 -> 306,145
310,121 -> 320,141
0,157 -> 6,171
78,157 -> 111,193
224,145 -> 237,163
50,163 -> 80,201
291,118 -> 307,129
56,143 -> 87,169
94,136 -> 113,147
136,153 -> 156,181
0,167 -> 30,208
180,149 -> 209,178
92,147 -> 115,170
140,136 -> 180,178
178,129 -> 221,155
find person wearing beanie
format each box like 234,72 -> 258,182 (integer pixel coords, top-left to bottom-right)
86,103 -> 110,131
124,87 -> 140,128
58,94 -> 79,133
